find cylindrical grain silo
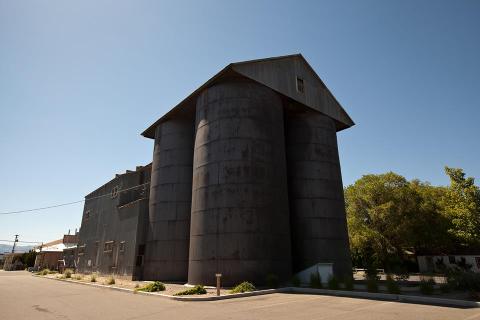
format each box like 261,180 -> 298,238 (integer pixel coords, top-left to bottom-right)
188,79 -> 292,286
286,110 -> 352,279
143,116 -> 194,281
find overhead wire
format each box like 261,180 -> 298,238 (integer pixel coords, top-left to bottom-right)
0,182 -> 150,215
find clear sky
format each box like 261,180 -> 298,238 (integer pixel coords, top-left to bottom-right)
0,0 -> 479,244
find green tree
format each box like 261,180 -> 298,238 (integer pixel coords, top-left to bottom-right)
443,167 -> 480,248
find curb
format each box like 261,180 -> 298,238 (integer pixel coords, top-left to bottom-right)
290,287 -> 480,308
32,275 -> 480,307
32,275 -> 287,301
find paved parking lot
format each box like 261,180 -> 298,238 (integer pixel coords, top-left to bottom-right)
1,271 -> 480,320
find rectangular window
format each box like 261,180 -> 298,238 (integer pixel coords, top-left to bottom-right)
296,77 -> 304,93
104,241 -> 114,253
111,186 -> 119,198
119,241 -> 125,253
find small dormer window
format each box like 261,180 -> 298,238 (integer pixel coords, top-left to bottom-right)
296,77 -> 304,93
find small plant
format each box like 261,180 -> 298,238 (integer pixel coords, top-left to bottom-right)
366,278 -> 378,293
310,272 -> 322,289
75,275 -> 83,281
291,275 -> 300,287
343,276 -> 354,291
386,274 -> 400,294
230,281 -> 256,293
419,278 -> 435,295
39,269 -> 50,276
174,285 -> 207,296
106,276 -> 115,285
136,281 -> 166,292
64,269 -> 73,279
266,273 -> 279,288
327,276 -> 339,290
90,273 -> 97,282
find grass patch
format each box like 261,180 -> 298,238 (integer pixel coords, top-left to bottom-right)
106,276 -> 115,285
230,281 -> 256,294
64,269 -> 73,279
90,273 -> 97,283
174,285 -> 207,296
74,275 -> 83,281
136,281 -> 166,292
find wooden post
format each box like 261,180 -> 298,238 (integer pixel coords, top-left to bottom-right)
215,273 -> 222,296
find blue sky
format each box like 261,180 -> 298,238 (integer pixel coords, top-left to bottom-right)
0,0 -> 479,244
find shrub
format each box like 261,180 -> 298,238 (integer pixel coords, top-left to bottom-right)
136,281 -> 166,292
365,264 -> 380,281
327,276 -> 339,290
343,276 -> 354,291
310,272 -> 322,289
266,274 -> 279,288
74,275 -> 83,281
367,278 -> 378,293
64,269 -> 73,279
439,282 -> 451,293
90,273 -> 97,282
174,285 -> 207,296
386,275 -> 400,294
230,281 -> 256,293
291,275 -> 300,287
39,269 -> 50,276
106,276 -> 115,285
447,270 -> 480,292
419,279 -> 435,295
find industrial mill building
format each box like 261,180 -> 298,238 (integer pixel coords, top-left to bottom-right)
77,54 -> 354,286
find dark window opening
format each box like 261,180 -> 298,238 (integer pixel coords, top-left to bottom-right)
135,255 -> 143,267
448,256 -> 456,264
296,77 -> 304,93
119,241 -> 125,253
104,241 -> 114,253
111,186 -> 119,199
138,244 -> 145,256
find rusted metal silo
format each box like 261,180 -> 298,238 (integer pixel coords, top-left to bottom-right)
144,117 -> 194,281
286,110 -> 352,278
188,79 -> 292,286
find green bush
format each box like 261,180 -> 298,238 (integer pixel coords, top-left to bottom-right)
230,281 -> 256,293
106,276 -> 115,285
447,270 -> 480,292
386,275 -> 400,294
266,274 -> 279,288
327,276 -> 339,290
310,272 -> 322,289
291,275 -> 300,287
174,285 -> 207,296
367,278 -> 378,293
343,276 -> 354,291
90,273 -> 97,282
64,269 -> 73,279
136,281 -> 166,292
419,279 -> 435,295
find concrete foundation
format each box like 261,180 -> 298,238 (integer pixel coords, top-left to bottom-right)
144,118 -> 194,281
286,111 -> 352,279
188,80 -> 292,286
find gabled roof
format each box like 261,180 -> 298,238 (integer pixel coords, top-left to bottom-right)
142,54 -> 354,138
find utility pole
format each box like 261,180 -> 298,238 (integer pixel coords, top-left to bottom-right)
11,234 -> 19,253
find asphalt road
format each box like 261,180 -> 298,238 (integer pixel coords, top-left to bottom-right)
1,271 -> 480,320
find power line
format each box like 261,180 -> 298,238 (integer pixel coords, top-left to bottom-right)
0,239 -> 42,244
0,182 -> 150,215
